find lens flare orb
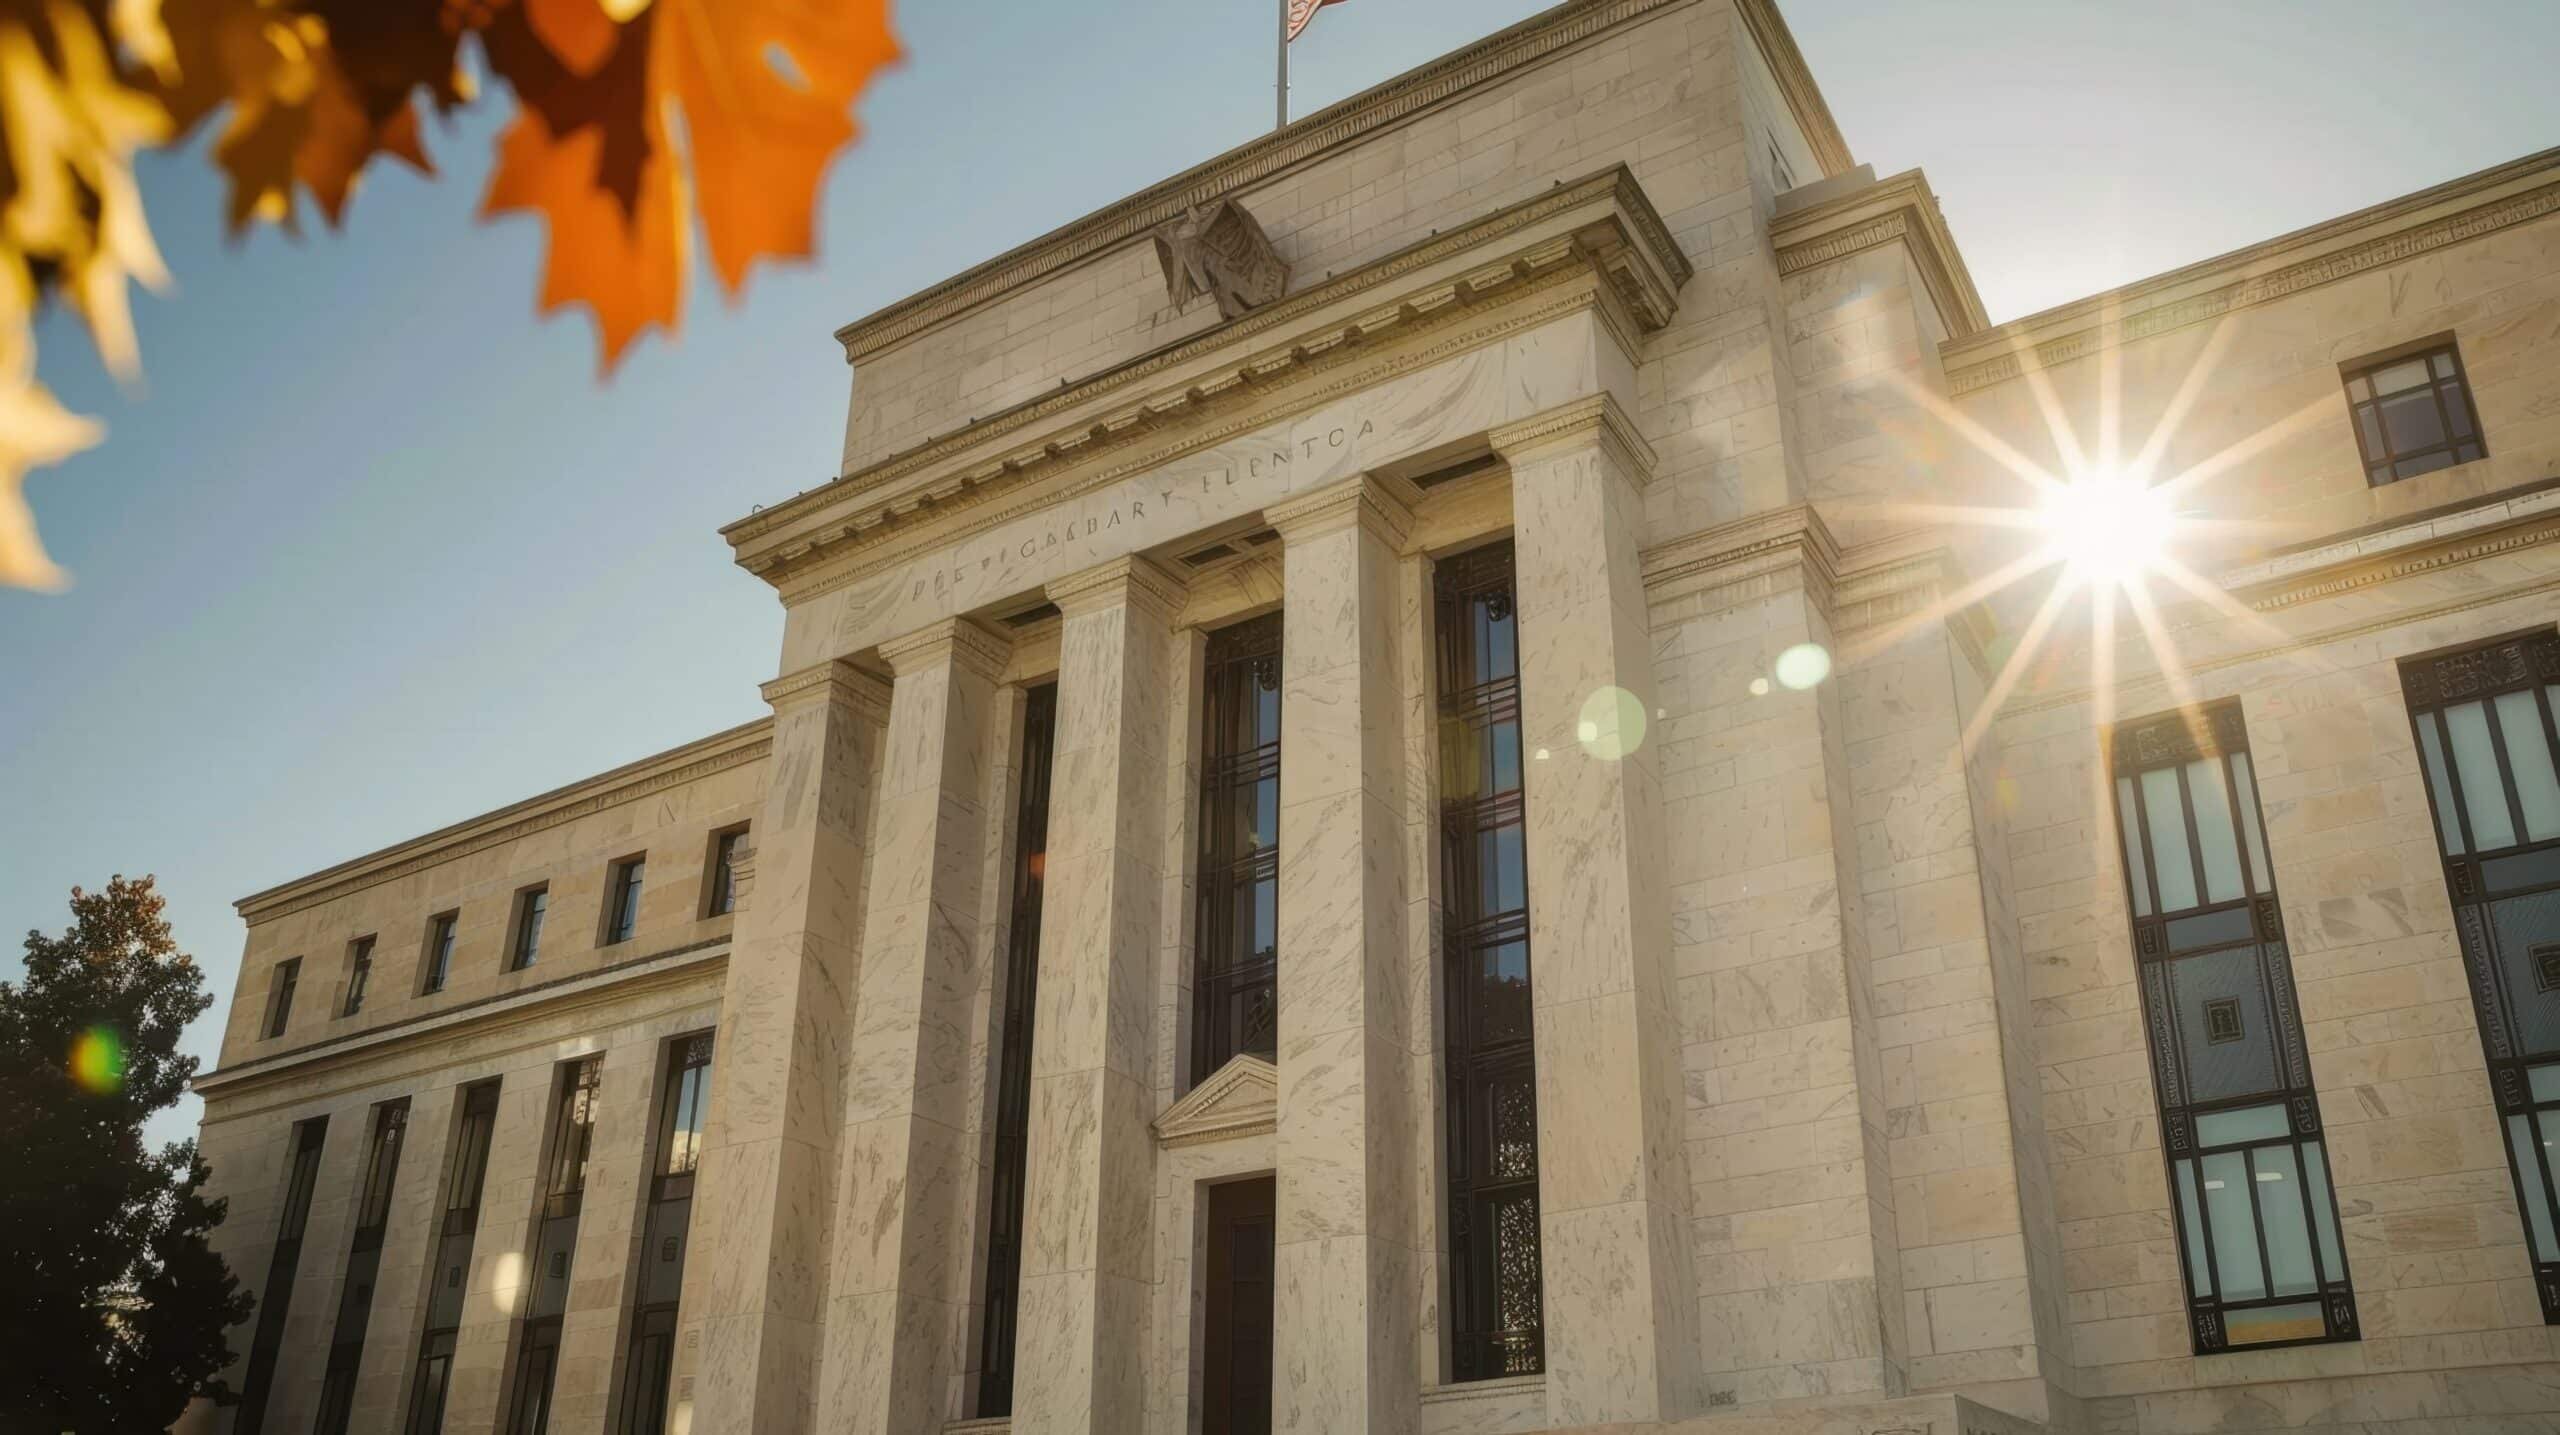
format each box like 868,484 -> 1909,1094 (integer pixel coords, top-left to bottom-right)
70,1025 -> 124,1094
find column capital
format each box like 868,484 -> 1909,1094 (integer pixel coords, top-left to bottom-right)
759,657 -> 892,723
1488,392 -> 1657,479
1044,552 -> 1186,621
877,615 -> 1012,680
1264,473 -> 1418,549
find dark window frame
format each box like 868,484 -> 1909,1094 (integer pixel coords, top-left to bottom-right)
603,856 -> 647,946
1192,612 -> 1284,1085
421,912 -> 458,996
704,826 -> 749,918
234,1115 -> 329,1434
2108,704 -> 2357,1354
509,885 -> 549,972
341,936 -> 376,1018
2342,334 -> 2486,487
2398,626 -> 2560,1320
1434,539 -> 1545,1382
263,958 -> 300,1040
317,1098 -> 410,1435
408,1081 -> 501,1435
976,683 -> 1058,1418
621,1032 -> 713,1435
511,1057 -> 602,1435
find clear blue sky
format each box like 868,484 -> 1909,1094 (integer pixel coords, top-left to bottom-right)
6,0 -> 2556,1149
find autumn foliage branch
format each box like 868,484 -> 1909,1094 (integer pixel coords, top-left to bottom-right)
0,0 -> 900,591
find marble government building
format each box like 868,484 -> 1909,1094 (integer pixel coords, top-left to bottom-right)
181,1 -> 2560,1433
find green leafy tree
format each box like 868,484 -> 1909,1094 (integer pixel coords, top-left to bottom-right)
0,875 -> 250,1433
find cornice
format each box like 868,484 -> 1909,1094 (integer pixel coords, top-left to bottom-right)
235,721 -> 772,927
823,0 -> 1827,367
761,657 -> 894,721
878,615 -> 1012,680
729,168 -> 1687,589
194,937 -> 727,1103
1941,146 -> 2560,396
1153,1053 -> 1279,1148
1771,168 -> 1988,340
1264,473 -> 1420,547
1639,502 -> 1839,611
1046,553 -> 1189,621
1490,392 -> 1658,478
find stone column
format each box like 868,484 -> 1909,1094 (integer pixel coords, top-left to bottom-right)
818,617 -> 1010,1435
684,658 -> 888,1435
1492,396 -> 1701,1426
1265,475 -> 1421,1435
1012,555 -> 1183,1435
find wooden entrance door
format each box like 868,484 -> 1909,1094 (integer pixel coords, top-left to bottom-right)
1202,1177 -> 1275,1435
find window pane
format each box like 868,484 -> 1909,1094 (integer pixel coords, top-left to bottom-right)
2431,352 -> 2457,379
2532,1063 -> 2560,1104
2202,1150 -> 2265,1300
2416,717 -> 2465,856
2231,754 -> 2274,896
2445,380 -> 2476,438
2187,758 -> 2246,905
2371,357 -> 2432,395
2226,1300 -> 2326,1346
2494,690 -> 2560,843
2446,701 -> 2517,850
2300,1140 -> 2345,1283
2508,1115 -> 2559,1263
1476,941 -> 1531,1045
2174,1159 -> 2213,1295
2354,405 -> 2385,459
2377,387 -> 2446,456
2142,767 -> 2200,912
2252,1145 -> 2319,1296
2116,776 -> 2152,917
2194,1102 -> 2290,1147
2346,374 -> 2371,401
1477,825 -> 1527,917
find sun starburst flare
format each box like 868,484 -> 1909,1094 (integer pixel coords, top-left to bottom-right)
1839,311 -> 2340,757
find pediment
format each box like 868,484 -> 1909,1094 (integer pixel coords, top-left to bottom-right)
1153,1055 -> 1278,1148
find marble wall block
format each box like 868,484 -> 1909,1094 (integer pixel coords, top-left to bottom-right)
1268,475 -> 1424,1435
1013,556 -> 1181,1435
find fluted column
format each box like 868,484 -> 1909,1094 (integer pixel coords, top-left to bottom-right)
1491,396 -> 1701,1425
684,658 -> 889,1435
1265,475 -> 1422,1435
1012,555 -> 1184,1435
819,617 -> 1011,1435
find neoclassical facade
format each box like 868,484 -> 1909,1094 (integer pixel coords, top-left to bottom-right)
183,3 -> 2560,1434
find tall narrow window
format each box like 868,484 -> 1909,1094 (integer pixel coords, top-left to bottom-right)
705,828 -> 747,916
2343,336 -> 2486,486
406,1081 -> 501,1435
263,958 -> 300,1039
1194,613 -> 1282,1081
605,858 -> 646,945
508,1057 -> 602,1435
233,1116 -> 328,1435
511,886 -> 549,971
2401,628 -> 2560,1320
976,684 -> 1056,1417
342,937 -> 376,1017
1434,540 -> 1544,1380
315,1098 -> 410,1435
2109,706 -> 2356,1353
621,1033 -> 712,1435
422,913 -> 457,995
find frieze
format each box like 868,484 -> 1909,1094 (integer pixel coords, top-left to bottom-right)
1945,176 -> 2560,395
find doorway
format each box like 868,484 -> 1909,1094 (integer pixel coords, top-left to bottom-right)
1201,1177 -> 1275,1435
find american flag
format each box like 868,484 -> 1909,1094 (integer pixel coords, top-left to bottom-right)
1286,0 -> 1348,42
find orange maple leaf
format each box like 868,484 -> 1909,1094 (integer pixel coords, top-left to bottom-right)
482,0 -> 900,371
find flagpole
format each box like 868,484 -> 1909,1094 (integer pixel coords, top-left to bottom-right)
1277,0 -> 1289,128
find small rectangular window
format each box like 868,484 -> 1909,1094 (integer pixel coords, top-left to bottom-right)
605,857 -> 646,945
706,827 -> 747,917
341,936 -> 375,1018
1193,612 -> 1283,1081
421,913 -> 457,995
511,887 -> 549,971
2342,336 -> 2486,486
264,958 -> 301,1039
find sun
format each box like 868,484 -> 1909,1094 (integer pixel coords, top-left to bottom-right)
2035,467 -> 2179,594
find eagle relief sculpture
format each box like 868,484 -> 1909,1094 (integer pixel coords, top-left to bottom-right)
1152,199 -> 1292,319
